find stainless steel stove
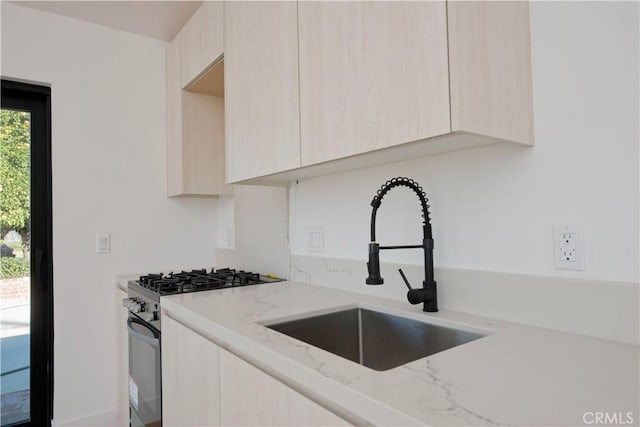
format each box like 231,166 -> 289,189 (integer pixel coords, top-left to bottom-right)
125,268 -> 282,328
123,268 -> 282,427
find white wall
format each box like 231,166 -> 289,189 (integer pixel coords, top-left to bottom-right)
1,3 -> 219,423
290,1 -> 639,284
216,186 -> 289,279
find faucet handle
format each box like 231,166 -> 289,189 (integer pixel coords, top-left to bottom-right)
398,269 -> 427,305
398,269 -> 413,291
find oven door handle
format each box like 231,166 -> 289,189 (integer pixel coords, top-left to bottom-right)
127,317 -> 160,347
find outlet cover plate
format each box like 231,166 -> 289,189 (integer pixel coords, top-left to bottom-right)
306,226 -> 324,253
553,224 -> 585,271
96,233 -> 111,254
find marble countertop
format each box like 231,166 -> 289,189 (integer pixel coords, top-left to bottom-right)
115,274 -> 138,291
161,281 -> 638,426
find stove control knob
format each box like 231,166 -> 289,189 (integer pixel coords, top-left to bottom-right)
123,298 -> 142,312
137,312 -> 155,322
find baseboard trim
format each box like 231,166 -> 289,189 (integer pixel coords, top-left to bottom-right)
52,409 -> 119,427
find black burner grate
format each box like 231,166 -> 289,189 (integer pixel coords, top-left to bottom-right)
136,268 -> 278,296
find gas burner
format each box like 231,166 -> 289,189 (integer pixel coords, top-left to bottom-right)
139,273 -> 163,286
134,268 -> 281,296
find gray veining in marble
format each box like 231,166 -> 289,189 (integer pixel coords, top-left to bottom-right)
161,281 -> 639,426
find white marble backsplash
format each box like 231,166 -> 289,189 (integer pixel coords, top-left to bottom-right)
289,254 -> 639,345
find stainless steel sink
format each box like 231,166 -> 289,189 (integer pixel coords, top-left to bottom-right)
266,307 -> 486,371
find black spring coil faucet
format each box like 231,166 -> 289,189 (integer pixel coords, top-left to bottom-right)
366,177 -> 438,312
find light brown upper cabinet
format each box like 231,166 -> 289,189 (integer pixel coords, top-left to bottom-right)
224,0 -> 534,185
166,23 -> 229,197
447,1 -> 534,145
180,1 -> 224,89
298,1 -> 451,165
223,1 -> 301,183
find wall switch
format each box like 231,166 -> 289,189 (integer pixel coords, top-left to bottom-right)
225,228 -> 234,249
306,227 -> 324,253
553,225 -> 585,270
96,233 -> 111,254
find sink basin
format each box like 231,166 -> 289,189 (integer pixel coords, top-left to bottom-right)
265,307 -> 487,371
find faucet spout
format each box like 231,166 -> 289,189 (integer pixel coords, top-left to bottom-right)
366,243 -> 383,285
366,177 -> 438,312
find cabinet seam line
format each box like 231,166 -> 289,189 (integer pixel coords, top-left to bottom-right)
296,1 -> 303,168
445,0 -> 453,131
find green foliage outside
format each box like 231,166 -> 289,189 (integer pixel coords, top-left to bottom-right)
0,109 -> 31,261
0,257 -> 29,279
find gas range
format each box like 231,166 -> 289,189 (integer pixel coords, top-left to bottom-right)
124,268 -> 283,329
124,268 -> 282,425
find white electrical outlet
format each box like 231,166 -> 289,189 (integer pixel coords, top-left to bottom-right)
553,225 -> 585,271
96,233 -> 111,254
559,232 -> 576,262
306,226 -> 324,253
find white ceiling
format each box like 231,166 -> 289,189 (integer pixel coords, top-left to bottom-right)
7,1 -> 204,41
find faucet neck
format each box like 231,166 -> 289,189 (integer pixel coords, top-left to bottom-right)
369,177 -> 432,242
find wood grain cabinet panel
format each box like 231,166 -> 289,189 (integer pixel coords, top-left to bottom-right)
181,93 -> 227,195
448,1 -> 534,145
298,1 -> 451,166
219,349 -> 351,426
199,1 -> 224,73
221,0 -> 533,184
161,314 -> 221,427
181,1 -> 224,88
166,35 -> 183,196
167,34 -> 230,197
223,1 -> 301,183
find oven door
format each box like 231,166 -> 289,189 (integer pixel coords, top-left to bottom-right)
127,315 -> 161,427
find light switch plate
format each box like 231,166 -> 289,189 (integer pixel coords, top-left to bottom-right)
96,233 -> 110,254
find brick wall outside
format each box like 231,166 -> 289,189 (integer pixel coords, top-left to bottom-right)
0,277 -> 30,300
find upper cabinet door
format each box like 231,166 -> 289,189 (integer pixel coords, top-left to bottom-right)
298,1 -> 451,166
224,1 -> 301,183
181,1 -> 224,88
448,1 -> 534,145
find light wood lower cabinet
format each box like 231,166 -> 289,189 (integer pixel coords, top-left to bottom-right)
219,349 -> 351,426
116,287 -> 129,426
161,315 -> 221,426
160,313 -> 350,426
